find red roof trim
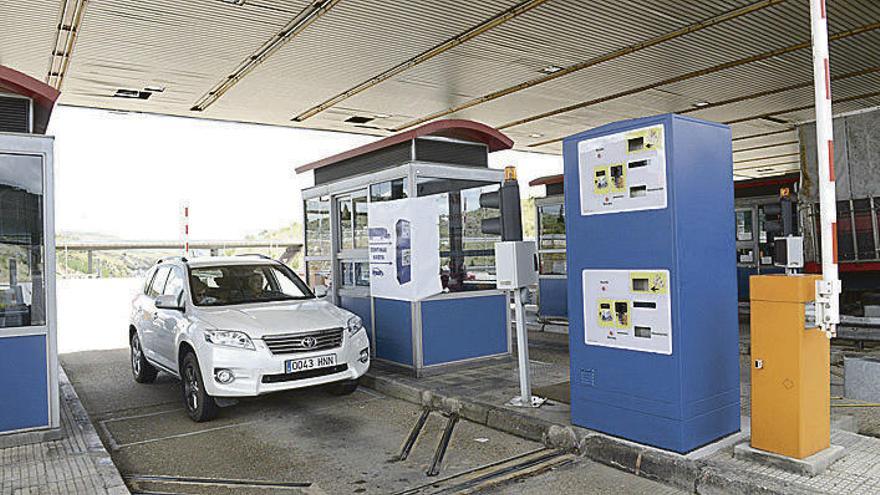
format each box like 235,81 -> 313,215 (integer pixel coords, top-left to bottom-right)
0,65 -> 60,109
529,174 -> 564,187
733,172 -> 799,190
295,119 -> 513,174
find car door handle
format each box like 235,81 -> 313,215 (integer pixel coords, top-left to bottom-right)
151,312 -> 159,321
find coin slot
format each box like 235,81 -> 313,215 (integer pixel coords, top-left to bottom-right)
630,185 -> 647,197
634,326 -> 652,338
628,159 -> 648,169
633,301 -> 656,309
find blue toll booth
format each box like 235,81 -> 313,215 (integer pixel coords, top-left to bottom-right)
0,67 -> 60,446
296,120 -> 512,376
530,174 -> 567,320
563,114 -> 740,453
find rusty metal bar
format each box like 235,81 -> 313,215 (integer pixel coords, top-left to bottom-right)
734,141 -> 799,153
190,0 -> 341,112
506,21 -> 880,133
291,0 -> 552,122
392,0 -> 787,132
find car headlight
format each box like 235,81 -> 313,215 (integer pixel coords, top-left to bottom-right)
346,315 -> 363,335
204,330 -> 255,350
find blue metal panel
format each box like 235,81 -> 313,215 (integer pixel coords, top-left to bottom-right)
421,294 -> 507,366
340,295 -> 372,334
373,298 -> 413,366
564,114 -> 740,453
0,335 -> 49,433
538,277 -> 568,318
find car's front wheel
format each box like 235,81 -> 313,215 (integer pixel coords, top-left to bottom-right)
130,332 -> 158,383
180,352 -> 219,422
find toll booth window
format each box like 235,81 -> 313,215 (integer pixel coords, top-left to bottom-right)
305,260 -> 331,289
305,197 -> 330,257
370,178 -> 408,203
538,204 -> 566,250
0,154 -> 46,329
735,210 -> 753,241
539,253 -> 566,276
416,177 -> 500,292
340,261 -> 370,288
337,193 -> 369,251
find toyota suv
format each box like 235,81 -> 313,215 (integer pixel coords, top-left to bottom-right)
128,255 -> 370,421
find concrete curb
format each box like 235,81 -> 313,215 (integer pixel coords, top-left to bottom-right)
59,365 -> 131,495
362,371 -> 820,495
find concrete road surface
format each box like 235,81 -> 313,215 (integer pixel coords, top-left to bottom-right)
62,348 -> 684,494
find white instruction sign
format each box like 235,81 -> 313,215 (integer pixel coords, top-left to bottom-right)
368,196 -> 442,301
577,124 -> 667,215
582,269 -> 672,355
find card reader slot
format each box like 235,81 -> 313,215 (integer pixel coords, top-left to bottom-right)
627,136 -> 644,152
632,278 -> 649,292
630,185 -> 647,197
628,159 -> 648,169
633,301 -> 657,309
634,326 -> 652,338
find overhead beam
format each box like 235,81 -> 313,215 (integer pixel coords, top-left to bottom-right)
732,129 -> 795,142
734,161 -> 800,171
47,0 -> 89,90
291,0 -> 553,122
733,152 -> 800,164
190,0 -> 341,112
505,21 -> 880,132
391,0 -> 786,131
679,65 -> 880,115
723,89 -> 880,125
733,140 -> 798,153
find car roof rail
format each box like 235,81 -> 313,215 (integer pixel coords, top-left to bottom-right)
157,256 -> 188,265
235,253 -> 274,260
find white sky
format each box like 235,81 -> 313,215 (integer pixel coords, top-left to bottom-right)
48,106 -> 562,240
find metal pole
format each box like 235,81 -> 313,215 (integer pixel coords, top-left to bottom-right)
514,287 -> 531,405
810,0 -> 841,337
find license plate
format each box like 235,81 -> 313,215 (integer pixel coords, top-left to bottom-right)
285,354 -> 336,373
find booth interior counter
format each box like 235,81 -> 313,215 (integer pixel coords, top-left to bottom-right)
296,120 -> 515,376
0,66 -> 60,447
529,174 -> 567,320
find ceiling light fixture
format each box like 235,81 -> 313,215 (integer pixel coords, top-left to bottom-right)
113,89 -> 151,100
693,101 -> 710,107
218,0 -> 246,5
529,133 -> 544,138
540,65 -> 564,74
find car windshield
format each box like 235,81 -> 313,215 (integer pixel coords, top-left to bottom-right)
189,264 -> 313,306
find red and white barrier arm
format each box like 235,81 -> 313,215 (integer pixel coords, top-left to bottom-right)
810,0 -> 841,337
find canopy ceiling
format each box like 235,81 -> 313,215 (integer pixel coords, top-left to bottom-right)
2,0 -> 879,179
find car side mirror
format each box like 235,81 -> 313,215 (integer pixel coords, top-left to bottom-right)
314,285 -> 328,298
155,294 -> 184,311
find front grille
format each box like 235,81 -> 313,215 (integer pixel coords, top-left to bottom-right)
262,327 -> 344,355
262,364 -> 349,383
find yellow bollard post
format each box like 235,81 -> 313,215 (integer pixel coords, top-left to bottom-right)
749,274 -> 829,459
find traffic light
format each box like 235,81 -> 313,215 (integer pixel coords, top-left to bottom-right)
480,166 -> 523,241
764,188 -> 797,239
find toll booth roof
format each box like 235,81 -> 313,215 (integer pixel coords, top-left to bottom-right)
295,119 -> 513,186
529,173 -> 564,197
0,65 -> 60,135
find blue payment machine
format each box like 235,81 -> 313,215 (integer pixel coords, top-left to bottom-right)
563,114 -> 740,453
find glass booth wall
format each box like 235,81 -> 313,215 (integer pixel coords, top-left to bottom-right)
0,154 -> 46,329
304,196 -> 331,289
415,177 -> 500,292
537,201 -> 566,276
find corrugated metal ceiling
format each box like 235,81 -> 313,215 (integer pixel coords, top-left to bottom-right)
1,0 -> 878,179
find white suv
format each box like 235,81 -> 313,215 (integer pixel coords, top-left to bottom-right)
128,256 -> 370,421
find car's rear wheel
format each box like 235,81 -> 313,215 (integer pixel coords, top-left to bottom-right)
181,352 -> 219,422
329,378 -> 359,396
130,332 -> 158,383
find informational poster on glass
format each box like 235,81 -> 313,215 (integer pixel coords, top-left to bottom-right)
368,196 -> 442,301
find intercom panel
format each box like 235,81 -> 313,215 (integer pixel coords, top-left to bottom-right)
577,124 -> 667,215
582,269 -> 672,354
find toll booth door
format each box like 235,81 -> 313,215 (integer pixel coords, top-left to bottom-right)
0,136 -> 58,435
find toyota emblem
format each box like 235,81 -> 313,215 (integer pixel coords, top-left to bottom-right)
301,336 -> 318,348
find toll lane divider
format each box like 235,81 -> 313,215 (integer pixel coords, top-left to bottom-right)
360,372 -> 813,494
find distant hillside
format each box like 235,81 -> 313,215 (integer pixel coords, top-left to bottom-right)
56,224 -> 303,279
